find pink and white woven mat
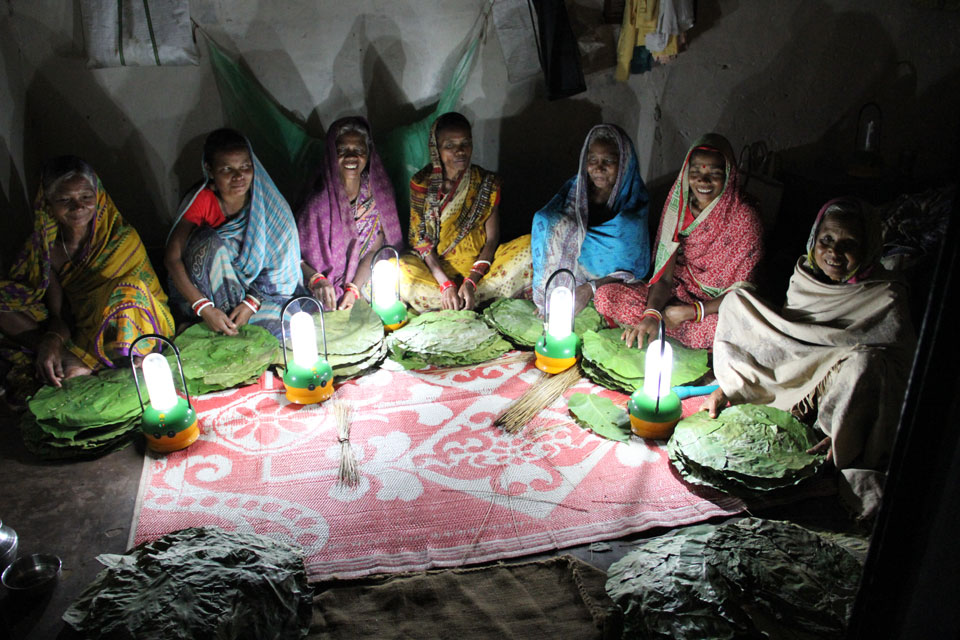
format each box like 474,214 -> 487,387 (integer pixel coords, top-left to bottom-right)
132,355 -> 745,580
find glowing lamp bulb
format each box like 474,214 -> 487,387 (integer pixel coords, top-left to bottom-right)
290,310 -> 319,369
643,339 -> 673,399
547,286 -> 574,339
142,352 -> 178,412
372,258 -> 399,307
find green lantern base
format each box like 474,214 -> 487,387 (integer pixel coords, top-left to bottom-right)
373,300 -> 408,332
534,332 -> 580,374
283,359 -> 335,405
142,397 -> 200,452
628,389 -> 682,439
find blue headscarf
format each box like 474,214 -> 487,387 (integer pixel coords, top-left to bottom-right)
530,124 -> 649,310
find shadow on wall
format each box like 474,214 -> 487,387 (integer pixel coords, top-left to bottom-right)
24,59 -> 166,248
0,135 -> 31,270
19,6 -> 168,250
713,3 -> 906,177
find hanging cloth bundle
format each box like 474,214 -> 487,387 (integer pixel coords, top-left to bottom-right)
79,0 -> 199,68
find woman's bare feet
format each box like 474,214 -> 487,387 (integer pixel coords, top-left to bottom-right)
700,387 -> 729,418
61,349 -> 93,381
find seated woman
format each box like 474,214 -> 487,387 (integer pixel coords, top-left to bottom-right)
297,116 -> 402,311
531,123 -> 650,313
594,133 -> 763,349
399,112 -> 531,312
165,128 -> 301,339
704,198 -> 916,518
0,156 -> 174,390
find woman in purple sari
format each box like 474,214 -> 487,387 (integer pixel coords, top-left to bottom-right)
297,117 -> 403,310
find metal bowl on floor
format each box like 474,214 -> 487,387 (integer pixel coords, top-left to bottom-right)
0,519 -> 17,571
1,553 -> 61,596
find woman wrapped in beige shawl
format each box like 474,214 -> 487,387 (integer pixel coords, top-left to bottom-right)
703,198 -> 916,518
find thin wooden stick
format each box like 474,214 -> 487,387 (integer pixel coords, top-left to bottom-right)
333,401 -> 359,487
495,364 -> 582,434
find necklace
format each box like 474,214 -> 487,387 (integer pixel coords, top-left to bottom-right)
59,230 -> 73,263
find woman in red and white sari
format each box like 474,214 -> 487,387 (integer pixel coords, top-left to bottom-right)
594,133 -> 763,349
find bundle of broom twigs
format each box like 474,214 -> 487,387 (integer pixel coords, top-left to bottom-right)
333,401 -> 359,487
495,364 -> 582,434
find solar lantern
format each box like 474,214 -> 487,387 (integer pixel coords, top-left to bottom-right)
370,245 -> 408,332
534,268 -> 580,374
628,319 -> 682,439
130,334 -> 200,453
280,296 -> 334,405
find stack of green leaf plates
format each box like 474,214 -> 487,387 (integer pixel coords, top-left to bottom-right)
20,368 -> 144,459
313,300 -> 386,380
173,323 -> 280,395
387,310 -> 512,368
481,298 -> 604,348
667,404 -> 824,493
606,518 -> 865,639
580,329 -> 709,393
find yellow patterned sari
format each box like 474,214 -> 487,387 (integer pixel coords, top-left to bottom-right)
399,124 -> 531,312
1,177 -> 174,369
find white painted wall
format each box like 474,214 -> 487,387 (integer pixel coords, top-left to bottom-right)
1,0 -> 958,252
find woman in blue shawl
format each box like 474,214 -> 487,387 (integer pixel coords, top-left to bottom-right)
531,124 -> 650,313
165,128 -> 302,339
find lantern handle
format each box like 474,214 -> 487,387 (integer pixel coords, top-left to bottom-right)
655,318 -> 666,412
543,267 -> 577,332
280,295 -> 328,368
129,334 -> 193,414
371,245 -> 402,304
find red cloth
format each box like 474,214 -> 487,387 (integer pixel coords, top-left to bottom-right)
594,281 -> 719,349
181,187 -> 226,228
594,133 -> 763,349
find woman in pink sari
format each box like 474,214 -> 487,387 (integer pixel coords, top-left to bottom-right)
297,117 -> 403,310
594,133 -> 763,349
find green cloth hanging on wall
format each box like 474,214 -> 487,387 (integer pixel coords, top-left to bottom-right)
378,34 -> 480,221
203,23 -> 482,217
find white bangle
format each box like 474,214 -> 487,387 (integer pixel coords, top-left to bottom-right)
195,300 -> 214,317
588,280 -> 597,296
241,299 -> 258,314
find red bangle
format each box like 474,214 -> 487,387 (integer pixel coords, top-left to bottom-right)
194,300 -> 214,317
440,280 -> 454,292
345,283 -> 361,297
464,278 -> 477,290
309,272 -> 327,288
471,260 -> 491,276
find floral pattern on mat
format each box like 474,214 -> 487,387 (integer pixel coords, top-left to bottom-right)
133,356 -> 745,580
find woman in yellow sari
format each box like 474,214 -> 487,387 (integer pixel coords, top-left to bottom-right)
399,112 -> 531,312
0,156 -> 174,391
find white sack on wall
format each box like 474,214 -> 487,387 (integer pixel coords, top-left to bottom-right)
492,0 -> 542,83
80,0 -> 199,68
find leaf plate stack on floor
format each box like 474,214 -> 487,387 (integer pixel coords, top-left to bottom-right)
580,329 -> 709,393
20,368 -> 144,459
387,310 -> 512,368
310,300 -> 386,380
63,527 -> 312,639
667,403 -> 824,494
174,323 -> 280,394
606,518 -> 865,639
481,298 -> 604,347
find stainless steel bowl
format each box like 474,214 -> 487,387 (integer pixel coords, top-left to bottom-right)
0,519 -> 17,571
1,553 -> 61,596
